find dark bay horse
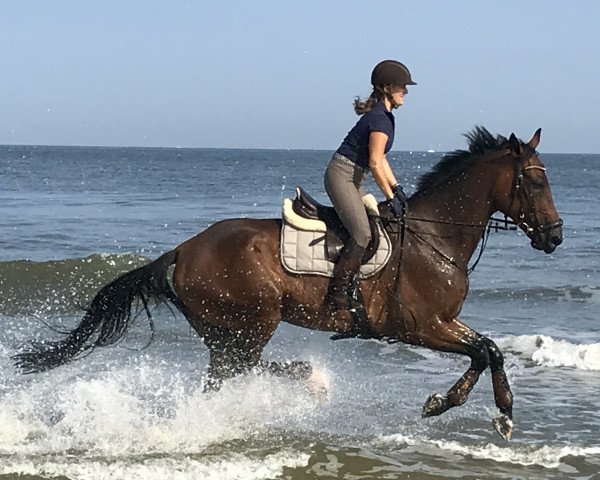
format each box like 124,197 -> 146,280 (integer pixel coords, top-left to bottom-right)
14,127 -> 563,441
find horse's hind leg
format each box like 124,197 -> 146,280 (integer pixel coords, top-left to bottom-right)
201,322 -> 321,397
200,311 -> 316,392
257,360 -> 312,380
202,324 -> 265,392
416,318 -> 513,440
257,358 -> 332,398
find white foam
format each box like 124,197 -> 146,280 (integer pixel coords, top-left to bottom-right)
496,335 -> 600,371
306,367 -> 331,401
0,450 -> 310,480
380,433 -> 600,469
0,359 -> 326,457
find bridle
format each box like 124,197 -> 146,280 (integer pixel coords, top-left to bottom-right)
510,163 -> 563,238
369,146 -> 564,344
381,152 -> 563,275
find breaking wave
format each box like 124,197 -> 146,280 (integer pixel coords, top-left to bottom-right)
470,285 -> 600,304
1,254 -> 598,318
497,334 -> 600,371
379,433 -> 600,470
0,254 -> 150,316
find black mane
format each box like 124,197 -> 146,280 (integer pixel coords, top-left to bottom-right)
415,126 -> 508,195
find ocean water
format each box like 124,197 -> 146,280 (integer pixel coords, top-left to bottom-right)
0,144 -> 599,480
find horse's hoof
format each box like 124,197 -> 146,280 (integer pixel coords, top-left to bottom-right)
306,368 -> 330,402
422,393 -> 448,417
492,413 -> 513,441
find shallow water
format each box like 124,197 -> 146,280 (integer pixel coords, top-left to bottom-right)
1,145 -> 599,479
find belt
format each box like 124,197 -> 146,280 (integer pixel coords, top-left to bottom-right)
332,153 -> 369,173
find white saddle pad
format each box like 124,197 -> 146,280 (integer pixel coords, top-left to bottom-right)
280,197 -> 392,278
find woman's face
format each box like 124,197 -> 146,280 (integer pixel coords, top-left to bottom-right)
390,85 -> 408,107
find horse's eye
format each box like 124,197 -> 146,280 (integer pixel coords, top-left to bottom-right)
531,179 -> 545,189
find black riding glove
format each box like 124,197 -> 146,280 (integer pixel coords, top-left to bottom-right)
388,183 -> 407,218
392,183 -> 408,204
388,196 -> 405,218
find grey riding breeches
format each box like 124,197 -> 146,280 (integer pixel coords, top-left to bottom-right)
324,153 -> 371,248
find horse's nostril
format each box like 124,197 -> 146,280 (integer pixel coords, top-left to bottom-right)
552,236 -> 562,246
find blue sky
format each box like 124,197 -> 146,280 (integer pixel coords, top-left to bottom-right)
2,1 -> 599,153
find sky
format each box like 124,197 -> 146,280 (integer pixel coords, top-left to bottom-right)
1,1 -> 599,153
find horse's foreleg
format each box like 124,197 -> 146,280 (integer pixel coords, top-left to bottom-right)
483,337 -> 514,440
417,318 -> 513,440
421,352 -> 489,418
417,319 -> 489,415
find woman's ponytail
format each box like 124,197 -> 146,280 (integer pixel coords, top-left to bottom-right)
353,86 -> 393,115
353,89 -> 380,115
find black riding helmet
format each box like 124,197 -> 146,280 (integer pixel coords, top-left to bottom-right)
371,60 -> 417,87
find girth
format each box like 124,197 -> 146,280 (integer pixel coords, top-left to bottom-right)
291,187 -> 381,263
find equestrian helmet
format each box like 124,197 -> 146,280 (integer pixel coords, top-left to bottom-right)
371,60 -> 417,87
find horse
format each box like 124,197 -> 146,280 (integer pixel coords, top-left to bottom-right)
14,126 -> 563,441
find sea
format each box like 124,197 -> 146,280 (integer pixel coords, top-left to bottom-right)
0,144 -> 598,480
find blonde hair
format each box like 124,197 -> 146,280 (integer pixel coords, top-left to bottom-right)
352,86 -> 393,115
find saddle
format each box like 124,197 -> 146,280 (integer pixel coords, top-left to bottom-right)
291,187 -> 382,263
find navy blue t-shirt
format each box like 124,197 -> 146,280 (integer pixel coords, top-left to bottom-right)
336,101 -> 395,168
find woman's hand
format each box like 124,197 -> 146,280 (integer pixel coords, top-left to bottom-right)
392,183 -> 408,204
388,196 -> 405,218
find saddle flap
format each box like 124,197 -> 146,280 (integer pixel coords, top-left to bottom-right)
286,187 -> 382,264
280,220 -> 393,280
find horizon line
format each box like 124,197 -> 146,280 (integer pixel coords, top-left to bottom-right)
0,143 -> 591,156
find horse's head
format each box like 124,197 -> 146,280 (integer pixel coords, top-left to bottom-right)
494,129 -> 563,254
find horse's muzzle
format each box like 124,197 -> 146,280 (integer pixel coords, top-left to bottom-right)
530,220 -> 563,254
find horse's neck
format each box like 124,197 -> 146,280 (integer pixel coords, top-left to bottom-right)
408,168 -> 496,267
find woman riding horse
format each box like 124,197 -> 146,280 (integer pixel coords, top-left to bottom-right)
13,127 -> 563,441
324,60 -> 414,311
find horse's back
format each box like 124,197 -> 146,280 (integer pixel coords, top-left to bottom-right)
179,217 -> 281,250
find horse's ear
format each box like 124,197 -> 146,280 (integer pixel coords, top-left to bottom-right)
508,133 -> 523,157
528,128 -> 542,150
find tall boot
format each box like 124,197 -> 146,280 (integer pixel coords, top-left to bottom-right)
325,238 -> 366,310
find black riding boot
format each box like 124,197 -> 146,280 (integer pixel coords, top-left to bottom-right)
325,238 -> 366,310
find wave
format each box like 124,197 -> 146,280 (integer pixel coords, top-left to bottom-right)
379,433 -> 600,470
469,285 -> 600,304
497,335 -> 600,371
1,254 -> 598,317
0,254 -> 151,316
0,451 -> 309,480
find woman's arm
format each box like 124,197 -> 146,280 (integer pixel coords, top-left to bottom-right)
368,131 -> 397,199
381,155 -> 399,190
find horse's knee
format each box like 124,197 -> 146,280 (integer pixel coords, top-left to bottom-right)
484,339 -> 505,371
469,338 -> 490,372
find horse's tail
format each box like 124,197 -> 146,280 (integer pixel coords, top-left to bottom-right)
13,249 -> 181,374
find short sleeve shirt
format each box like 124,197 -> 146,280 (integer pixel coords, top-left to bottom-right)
336,101 -> 395,168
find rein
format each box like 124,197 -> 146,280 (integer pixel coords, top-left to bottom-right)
381,214 -> 516,276
380,163 -> 560,276
400,214 -> 517,230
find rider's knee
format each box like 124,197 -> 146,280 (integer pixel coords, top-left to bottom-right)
354,230 -> 371,249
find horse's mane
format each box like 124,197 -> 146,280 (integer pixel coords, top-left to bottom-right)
415,126 -> 508,195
